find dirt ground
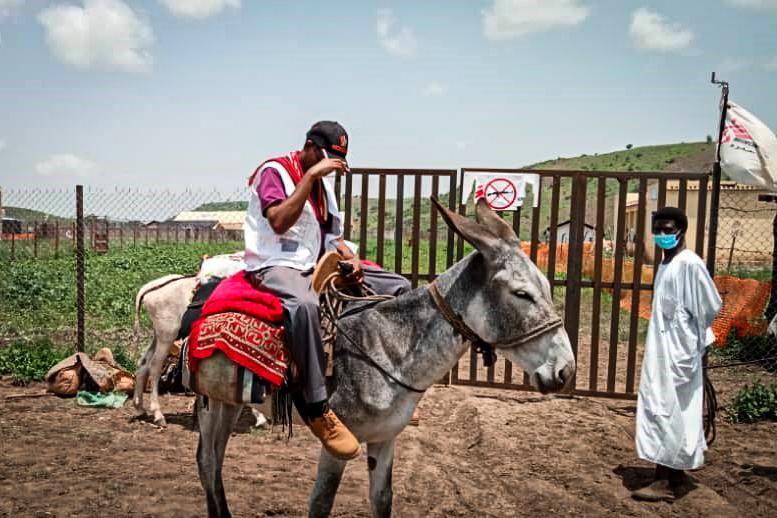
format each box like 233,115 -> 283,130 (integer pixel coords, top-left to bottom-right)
1,371 -> 775,518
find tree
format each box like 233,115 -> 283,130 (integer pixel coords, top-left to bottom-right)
626,144 -> 633,150
706,134 -> 713,144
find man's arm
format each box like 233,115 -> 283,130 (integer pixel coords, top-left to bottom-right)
266,174 -> 316,234
266,157 -> 347,234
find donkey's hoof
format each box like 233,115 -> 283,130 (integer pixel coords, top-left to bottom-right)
153,415 -> 168,428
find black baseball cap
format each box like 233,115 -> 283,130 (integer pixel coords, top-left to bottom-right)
306,121 -> 349,161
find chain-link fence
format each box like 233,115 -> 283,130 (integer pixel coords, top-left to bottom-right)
707,186 -> 777,409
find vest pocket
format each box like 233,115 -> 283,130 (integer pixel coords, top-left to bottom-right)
280,238 -> 299,252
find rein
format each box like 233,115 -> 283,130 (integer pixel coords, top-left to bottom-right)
428,281 -> 564,366
320,273 -> 427,394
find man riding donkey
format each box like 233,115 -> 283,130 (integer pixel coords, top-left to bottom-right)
244,121 -> 411,460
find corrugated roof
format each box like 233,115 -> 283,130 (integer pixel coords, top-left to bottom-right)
172,211 -> 245,224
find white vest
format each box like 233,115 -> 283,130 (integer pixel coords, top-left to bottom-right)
244,159 -> 343,272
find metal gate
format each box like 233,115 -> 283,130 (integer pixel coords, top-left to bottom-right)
451,168 -> 712,399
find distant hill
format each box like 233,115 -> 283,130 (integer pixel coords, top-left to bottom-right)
531,142 -> 714,173
2,207 -> 72,222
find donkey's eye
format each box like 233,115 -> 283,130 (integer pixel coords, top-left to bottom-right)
513,290 -> 533,301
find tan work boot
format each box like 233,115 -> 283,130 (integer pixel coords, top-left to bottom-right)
631,479 -> 676,503
308,408 -> 361,460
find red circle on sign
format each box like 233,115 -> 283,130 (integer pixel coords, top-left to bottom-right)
484,178 -> 517,210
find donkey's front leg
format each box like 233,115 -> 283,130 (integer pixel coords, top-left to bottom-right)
367,439 -> 396,518
309,448 -> 348,518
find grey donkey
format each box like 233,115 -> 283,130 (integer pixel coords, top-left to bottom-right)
194,197 -> 576,518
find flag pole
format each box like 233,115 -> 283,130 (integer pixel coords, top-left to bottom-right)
706,72 -> 729,276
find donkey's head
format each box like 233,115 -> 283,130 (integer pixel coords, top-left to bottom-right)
432,197 -> 575,393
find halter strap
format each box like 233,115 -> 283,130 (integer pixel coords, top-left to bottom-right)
428,281 -> 564,366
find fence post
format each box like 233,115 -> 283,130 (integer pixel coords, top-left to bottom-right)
563,174 -> 587,389
33,222 -> 38,258
76,185 -> 85,353
55,220 -> 60,259
707,75 -> 729,275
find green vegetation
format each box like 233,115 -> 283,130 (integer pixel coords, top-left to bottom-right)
0,340 -> 70,385
193,201 -> 248,211
728,382 -> 777,423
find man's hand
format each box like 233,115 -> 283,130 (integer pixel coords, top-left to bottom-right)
307,157 -> 349,180
339,256 -> 364,283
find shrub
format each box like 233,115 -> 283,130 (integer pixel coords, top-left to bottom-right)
728,382 -> 777,423
0,341 -> 70,385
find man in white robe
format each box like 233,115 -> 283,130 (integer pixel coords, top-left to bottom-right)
632,206 -> 722,502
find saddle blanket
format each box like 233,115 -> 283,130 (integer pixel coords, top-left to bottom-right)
188,271 -> 288,386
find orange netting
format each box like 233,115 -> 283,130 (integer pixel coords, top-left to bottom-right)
522,243 -> 771,347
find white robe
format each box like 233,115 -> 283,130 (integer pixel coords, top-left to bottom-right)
636,249 -> 722,470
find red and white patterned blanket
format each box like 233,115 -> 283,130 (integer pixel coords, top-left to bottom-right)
188,272 -> 289,386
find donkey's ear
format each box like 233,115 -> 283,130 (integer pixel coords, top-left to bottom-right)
474,198 -> 520,245
430,196 -> 501,253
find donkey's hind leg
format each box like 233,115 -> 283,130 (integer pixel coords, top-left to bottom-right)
132,336 -> 155,419
196,396 -> 242,518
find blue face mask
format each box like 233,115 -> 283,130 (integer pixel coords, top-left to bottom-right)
653,232 -> 680,250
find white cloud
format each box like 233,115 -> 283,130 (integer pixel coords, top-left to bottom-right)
377,8 -> 416,58
36,154 -> 98,177
158,0 -> 240,19
629,8 -> 694,52
482,0 -> 590,40
726,0 -> 777,9
421,82 -> 447,96
38,0 -> 154,72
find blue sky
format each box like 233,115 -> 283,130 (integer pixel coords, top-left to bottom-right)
1,0 -> 776,191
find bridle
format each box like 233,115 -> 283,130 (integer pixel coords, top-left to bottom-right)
428,281 -> 564,366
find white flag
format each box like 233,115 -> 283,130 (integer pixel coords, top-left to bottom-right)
720,101 -> 777,192
461,172 -> 540,211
